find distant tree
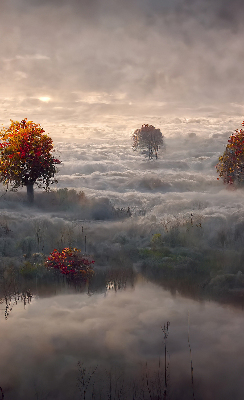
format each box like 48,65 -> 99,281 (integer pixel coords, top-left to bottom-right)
132,124 -> 164,159
0,118 -> 61,203
216,121 -> 244,185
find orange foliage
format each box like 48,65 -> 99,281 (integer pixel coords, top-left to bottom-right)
0,118 -> 61,190
216,121 -> 244,185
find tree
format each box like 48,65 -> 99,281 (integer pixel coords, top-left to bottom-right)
45,247 -> 94,280
132,124 -> 164,159
216,121 -> 244,185
0,118 -> 61,203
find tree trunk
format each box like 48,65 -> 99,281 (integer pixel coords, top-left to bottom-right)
26,182 -> 34,204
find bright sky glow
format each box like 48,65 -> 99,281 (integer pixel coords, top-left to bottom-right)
39,97 -> 51,103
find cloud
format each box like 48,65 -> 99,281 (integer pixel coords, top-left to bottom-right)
1,0 -> 244,127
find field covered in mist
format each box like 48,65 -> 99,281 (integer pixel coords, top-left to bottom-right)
1,116 -> 244,301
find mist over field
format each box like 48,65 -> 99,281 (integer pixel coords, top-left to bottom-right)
0,117 -> 244,274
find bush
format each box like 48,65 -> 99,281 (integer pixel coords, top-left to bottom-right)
45,247 -> 94,280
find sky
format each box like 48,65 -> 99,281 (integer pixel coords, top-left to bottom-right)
1,0 -> 244,135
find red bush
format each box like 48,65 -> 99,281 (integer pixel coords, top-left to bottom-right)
45,247 -> 94,279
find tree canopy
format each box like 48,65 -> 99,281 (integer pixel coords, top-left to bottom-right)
216,121 -> 244,185
0,118 -> 61,202
132,124 -> 164,159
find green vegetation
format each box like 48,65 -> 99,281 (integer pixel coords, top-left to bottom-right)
137,217 -> 244,303
0,194 -> 244,306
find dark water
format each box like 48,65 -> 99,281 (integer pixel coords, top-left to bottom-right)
0,276 -> 244,400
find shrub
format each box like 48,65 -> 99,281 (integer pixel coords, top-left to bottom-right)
45,247 -> 94,280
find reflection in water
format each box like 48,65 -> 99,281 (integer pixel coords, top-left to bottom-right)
105,267 -> 135,292
0,268 -> 33,319
141,262 -> 244,310
0,291 -> 32,320
0,271 -> 244,399
76,357 -> 172,400
0,267 -> 136,306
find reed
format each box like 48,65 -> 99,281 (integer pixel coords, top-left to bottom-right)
162,321 -> 170,399
188,311 -> 196,400
77,362 -> 98,400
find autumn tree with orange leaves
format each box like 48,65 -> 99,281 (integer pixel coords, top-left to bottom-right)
216,121 -> 244,185
132,124 -> 164,159
0,118 -> 61,203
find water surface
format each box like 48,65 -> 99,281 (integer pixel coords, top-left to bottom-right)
0,277 -> 244,399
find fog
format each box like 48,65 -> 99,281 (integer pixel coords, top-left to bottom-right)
0,117 -> 243,273
1,0 -> 244,129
